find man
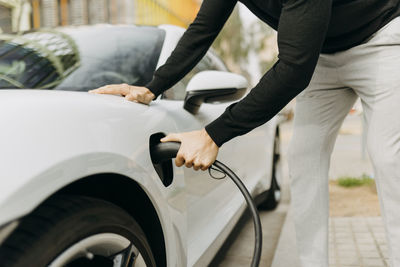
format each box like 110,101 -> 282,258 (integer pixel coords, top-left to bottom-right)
89,0 -> 400,266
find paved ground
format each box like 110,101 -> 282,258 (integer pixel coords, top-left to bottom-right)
329,217 -> 389,267
329,114 -> 373,180
210,120 -> 293,266
271,113 -> 390,267
271,209 -> 390,267
210,200 -> 290,266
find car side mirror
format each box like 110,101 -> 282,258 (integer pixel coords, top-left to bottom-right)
183,70 -> 248,114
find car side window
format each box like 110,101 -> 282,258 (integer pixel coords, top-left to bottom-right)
57,27 -> 165,91
161,52 -> 216,101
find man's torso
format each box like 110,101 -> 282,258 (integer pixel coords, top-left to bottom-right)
239,0 -> 400,53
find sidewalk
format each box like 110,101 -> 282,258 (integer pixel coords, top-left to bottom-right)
329,217 -> 388,267
271,207 -> 389,267
272,115 -> 388,267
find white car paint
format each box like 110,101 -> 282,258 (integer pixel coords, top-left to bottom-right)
187,71 -> 248,92
157,25 -> 185,70
0,25 -> 280,266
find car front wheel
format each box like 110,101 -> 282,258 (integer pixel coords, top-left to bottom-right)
0,195 -> 156,267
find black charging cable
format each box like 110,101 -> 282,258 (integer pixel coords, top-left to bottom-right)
150,141 -> 262,267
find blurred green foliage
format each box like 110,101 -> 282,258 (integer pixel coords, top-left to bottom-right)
212,6 -> 277,82
337,174 -> 375,187
212,6 -> 249,76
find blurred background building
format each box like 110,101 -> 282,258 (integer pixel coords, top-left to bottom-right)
0,0 -> 201,32
0,0 -> 31,32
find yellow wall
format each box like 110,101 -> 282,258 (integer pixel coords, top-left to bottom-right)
29,0 -> 201,29
134,0 -> 200,28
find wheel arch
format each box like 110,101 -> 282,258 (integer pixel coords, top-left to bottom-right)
56,173 -> 167,267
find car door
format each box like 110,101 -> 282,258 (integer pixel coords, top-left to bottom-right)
159,52 -> 273,266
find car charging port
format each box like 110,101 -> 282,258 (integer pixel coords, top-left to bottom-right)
149,132 -> 176,187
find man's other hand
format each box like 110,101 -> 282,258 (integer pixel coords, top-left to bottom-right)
89,84 -> 155,105
161,129 -> 219,171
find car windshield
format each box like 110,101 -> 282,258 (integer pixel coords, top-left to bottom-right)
0,26 -> 165,91
0,30 -> 79,89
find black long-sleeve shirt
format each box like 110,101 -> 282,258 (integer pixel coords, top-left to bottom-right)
145,0 -> 400,147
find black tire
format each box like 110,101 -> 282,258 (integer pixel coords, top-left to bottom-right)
258,131 -> 282,210
0,194 -> 156,267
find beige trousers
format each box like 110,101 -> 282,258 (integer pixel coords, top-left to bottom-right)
288,16 -> 400,267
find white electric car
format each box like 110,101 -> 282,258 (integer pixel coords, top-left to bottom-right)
0,24 -> 282,267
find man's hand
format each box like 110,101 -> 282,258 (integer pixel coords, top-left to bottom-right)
161,129 -> 219,171
89,84 -> 155,105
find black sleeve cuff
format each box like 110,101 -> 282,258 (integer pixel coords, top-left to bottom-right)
145,77 -> 169,100
205,115 -> 234,147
